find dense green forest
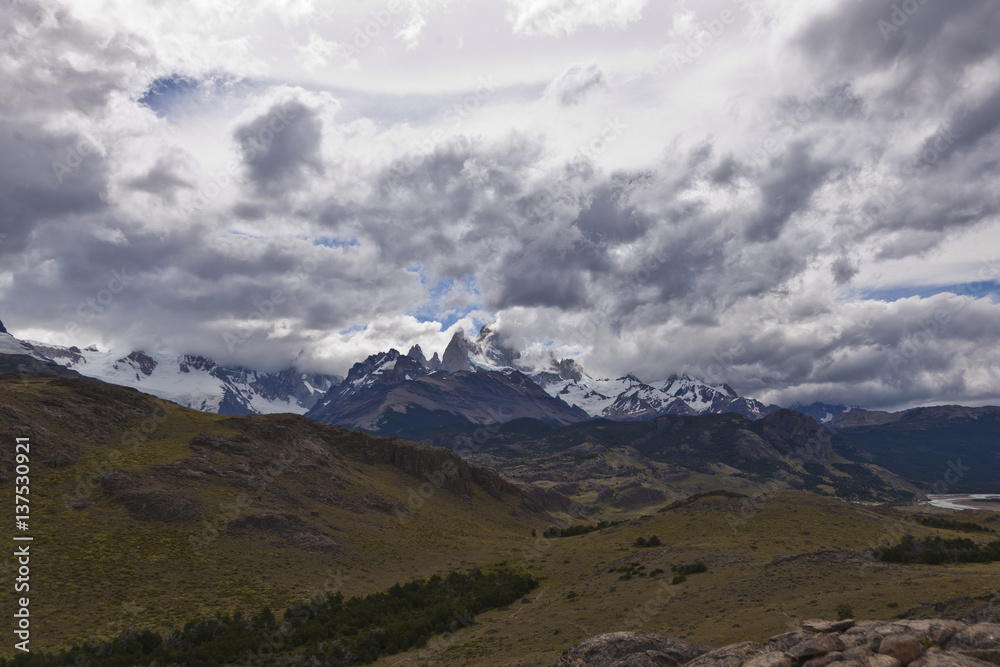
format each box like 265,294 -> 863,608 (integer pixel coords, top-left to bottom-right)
874,535 -> 1000,565
913,515 -> 993,533
1,568 -> 538,667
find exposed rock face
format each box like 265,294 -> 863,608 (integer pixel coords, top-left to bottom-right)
117,350 -> 158,377
554,632 -> 711,667
555,619 -> 1000,667
0,318 -> 6,334
441,330 -> 475,372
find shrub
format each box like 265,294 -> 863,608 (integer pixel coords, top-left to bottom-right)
672,562 -> 708,576
835,604 -> 853,620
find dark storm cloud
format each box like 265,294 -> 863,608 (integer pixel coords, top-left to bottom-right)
831,256 -> 859,285
572,182 -> 653,244
234,100 -> 325,196
744,142 -> 832,242
921,83 -> 1000,164
0,123 -> 108,257
1,1 -> 145,118
125,153 -> 194,203
794,1 -> 1000,93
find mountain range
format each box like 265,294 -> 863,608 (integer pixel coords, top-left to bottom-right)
0,318 -> 799,431
1,319 -> 339,415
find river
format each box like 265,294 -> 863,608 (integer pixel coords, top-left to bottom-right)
927,494 -> 1000,511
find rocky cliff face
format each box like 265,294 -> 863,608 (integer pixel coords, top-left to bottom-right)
556,617 -> 1000,667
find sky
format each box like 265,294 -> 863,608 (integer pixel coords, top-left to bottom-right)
2,0 -> 1000,411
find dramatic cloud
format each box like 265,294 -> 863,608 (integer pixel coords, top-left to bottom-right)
2,0 -> 1000,411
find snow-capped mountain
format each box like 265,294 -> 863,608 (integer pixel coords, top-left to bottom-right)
418,321 -> 782,421
4,313 -> 787,425
534,371 -> 778,421
5,324 -> 339,415
305,343 -> 587,432
657,374 -> 778,419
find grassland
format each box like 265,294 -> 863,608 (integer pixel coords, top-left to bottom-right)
1,374 -> 999,665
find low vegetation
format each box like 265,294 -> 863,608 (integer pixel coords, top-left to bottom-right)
0,569 -> 538,667
914,515 -> 993,533
874,535 -> 1000,564
671,561 -> 709,584
541,520 -> 626,538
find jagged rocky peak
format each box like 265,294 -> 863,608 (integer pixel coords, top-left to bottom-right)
441,329 -> 474,372
427,351 -> 442,371
342,347 -> 428,389
407,344 -> 428,367
475,319 -> 521,368
0,318 -> 7,335
549,355 -> 583,381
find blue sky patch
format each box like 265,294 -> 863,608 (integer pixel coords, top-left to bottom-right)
855,280 -> 1000,303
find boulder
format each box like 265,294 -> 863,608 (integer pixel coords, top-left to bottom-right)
805,620 -> 857,633
878,635 -> 925,665
685,642 -> 764,667
910,652 -> 996,667
766,632 -> 813,652
788,635 -> 848,660
744,651 -> 794,667
554,632 -> 710,667
945,624 -> 1000,665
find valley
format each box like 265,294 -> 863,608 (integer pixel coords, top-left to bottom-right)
1,372 -> 999,665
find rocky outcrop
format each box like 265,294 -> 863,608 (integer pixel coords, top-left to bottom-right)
556,619 -> 1000,667
555,632 -> 711,666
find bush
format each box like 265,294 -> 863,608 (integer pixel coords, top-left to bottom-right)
672,562 -> 708,576
873,534 -> 1000,564
835,604 -> 853,620
914,515 -> 993,533
633,535 -> 661,548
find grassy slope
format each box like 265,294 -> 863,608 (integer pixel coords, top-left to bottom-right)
374,492 -> 1000,666
0,374 -> 550,655
2,374 -> 999,665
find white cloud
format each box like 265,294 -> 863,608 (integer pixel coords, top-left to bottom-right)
394,14 -> 427,50
505,0 -> 649,37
